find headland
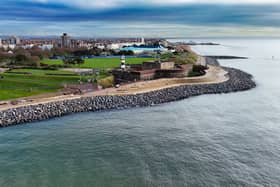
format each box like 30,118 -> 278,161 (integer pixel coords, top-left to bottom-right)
0,57 -> 256,127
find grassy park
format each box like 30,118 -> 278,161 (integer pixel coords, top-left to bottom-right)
0,69 -> 83,100
41,57 -> 154,69
0,57 -> 153,100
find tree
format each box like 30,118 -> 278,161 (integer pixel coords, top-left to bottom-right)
63,58 -> 74,66
118,50 -> 134,56
88,47 -> 103,56
52,47 -> 67,56
74,58 -> 85,82
12,48 -> 29,65
30,56 -> 41,68
14,53 -> 31,65
74,58 -> 85,66
28,46 -> 45,60
63,57 -> 84,66
72,47 -> 89,56
0,52 -> 13,63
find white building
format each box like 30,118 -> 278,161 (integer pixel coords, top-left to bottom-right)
39,44 -> 54,50
107,43 -> 121,50
120,45 -> 168,54
107,38 -> 145,50
95,43 -> 106,49
141,37 -> 145,44
22,44 -> 34,49
2,44 -> 16,50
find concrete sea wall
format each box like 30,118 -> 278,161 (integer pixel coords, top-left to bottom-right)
0,65 -> 256,127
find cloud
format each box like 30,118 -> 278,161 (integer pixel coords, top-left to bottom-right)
27,0 -> 280,9
1,0 -> 280,37
2,3 -> 280,27
1,20 -> 280,37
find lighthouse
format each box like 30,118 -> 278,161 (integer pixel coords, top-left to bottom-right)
121,55 -> 126,70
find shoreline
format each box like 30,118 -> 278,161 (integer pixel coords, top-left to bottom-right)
205,55 -> 248,60
0,63 -> 227,111
0,58 -> 256,127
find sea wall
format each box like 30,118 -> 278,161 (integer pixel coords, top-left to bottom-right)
205,57 -> 220,66
0,65 -> 256,128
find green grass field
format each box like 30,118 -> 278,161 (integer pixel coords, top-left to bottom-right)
41,57 -> 154,69
0,57 -> 154,100
0,70 -> 82,100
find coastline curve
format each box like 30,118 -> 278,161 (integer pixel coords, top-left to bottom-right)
0,65 -> 256,128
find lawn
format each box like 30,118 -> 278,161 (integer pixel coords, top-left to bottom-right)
0,71 -> 82,100
41,57 -> 154,69
0,68 -> 112,100
0,57 -> 154,100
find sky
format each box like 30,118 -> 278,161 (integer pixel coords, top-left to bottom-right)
1,0 -> 280,37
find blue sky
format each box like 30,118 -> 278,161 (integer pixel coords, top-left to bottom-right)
1,0 -> 280,37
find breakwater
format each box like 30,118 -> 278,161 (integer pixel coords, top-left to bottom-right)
205,55 -> 248,60
0,64 -> 256,127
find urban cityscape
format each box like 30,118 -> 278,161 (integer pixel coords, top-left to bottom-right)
0,33 -> 162,51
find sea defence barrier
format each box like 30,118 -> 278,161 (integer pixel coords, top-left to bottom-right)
205,55 -> 248,60
0,62 -> 256,127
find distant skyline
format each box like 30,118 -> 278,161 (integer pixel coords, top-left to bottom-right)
1,0 -> 280,37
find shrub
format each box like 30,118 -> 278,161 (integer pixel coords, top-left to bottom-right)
98,76 -> 114,88
188,65 -> 208,77
160,52 -> 174,60
185,52 -> 198,64
188,71 -> 203,77
173,51 -> 198,65
192,65 -> 208,72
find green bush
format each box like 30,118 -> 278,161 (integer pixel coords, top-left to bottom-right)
188,71 -> 203,77
185,52 -> 198,64
188,65 -> 208,77
98,76 -> 114,88
192,65 -> 208,72
160,52 -> 174,60
172,51 -> 198,65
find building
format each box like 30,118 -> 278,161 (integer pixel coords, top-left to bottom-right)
0,38 -> 2,46
120,45 -> 168,54
95,43 -> 106,49
112,60 -> 193,84
39,44 -> 54,50
61,33 -> 71,48
141,37 -> 145,44
9,36 -> 20,45
107,37 -> 146,50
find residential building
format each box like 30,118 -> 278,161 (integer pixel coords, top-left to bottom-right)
9,36 -> 20,45
61,33 -> 71,48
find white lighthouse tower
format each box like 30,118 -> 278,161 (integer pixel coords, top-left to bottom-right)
141,37 -> 145,44
120,55 -> 126,70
